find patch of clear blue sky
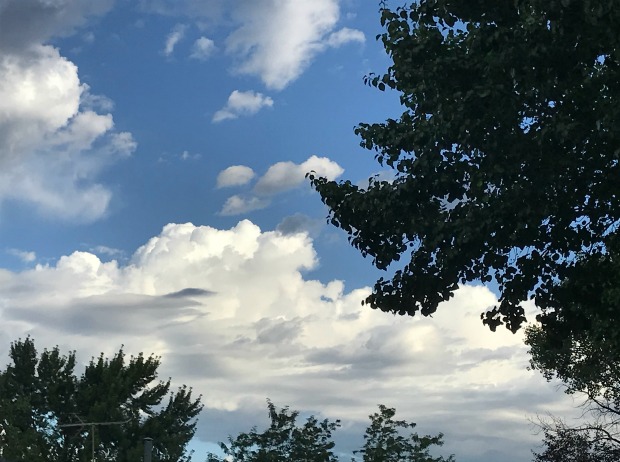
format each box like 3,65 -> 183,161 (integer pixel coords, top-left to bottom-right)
0,0 -> 403,292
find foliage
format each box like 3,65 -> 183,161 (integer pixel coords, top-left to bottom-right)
0,337 -> 203,462
533,419 -> 620,462
309,0 -> 620,332
525,235 -> 620,398
354,405 -> 454,462
207,400 -> 340,462
207,402 -> 453,462
525,236 -> 620,461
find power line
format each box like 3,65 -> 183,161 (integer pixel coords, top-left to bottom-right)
59,416 -> 130,462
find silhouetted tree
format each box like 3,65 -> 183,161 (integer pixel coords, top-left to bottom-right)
0,337 -> 202,462
310,0 -> 620,333
207,402 -> 453,462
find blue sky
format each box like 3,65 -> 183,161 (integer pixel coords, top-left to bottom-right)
0,1 -> 579,461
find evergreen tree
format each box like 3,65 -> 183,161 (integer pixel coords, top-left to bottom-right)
0,337 -> 202,462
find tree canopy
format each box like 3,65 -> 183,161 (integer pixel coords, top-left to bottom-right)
309,0 -> 620,332
207,402 -> 453,462
355,405 -> 454,462
207,400 -> 340,462
532,419 -> 620,462
524,237 -> 620,461
524,231 -> 620,393
0,338 -> 202,462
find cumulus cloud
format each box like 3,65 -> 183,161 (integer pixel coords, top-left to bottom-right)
254,155 -> 343,195
0,220 -> 576,462
0,0 -> 136,222
216,165 -> 255,188
163,23 -> 188,56
217,156 -> 343,216
190,36 -> 216,60
219,195 -> 268,216
212,90 -> 273,123
0,44 -> 136,222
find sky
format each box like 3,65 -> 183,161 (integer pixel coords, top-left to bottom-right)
0,1 -> 583,461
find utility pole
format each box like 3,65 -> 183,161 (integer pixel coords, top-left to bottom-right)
59,416 -> 130,462
143,437 -> 153,462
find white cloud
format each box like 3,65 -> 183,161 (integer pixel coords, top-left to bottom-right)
108,131 -> 138,156
140,1 -> 366,90
0,0 -> 136,222
0,221 -> 577,462
0,45 -> 136,222
190,36 -> 216,60
0,47 -> 81,135
326,27 -> 365,47
7,248 -> 36,263
218,156 -> 343,215
225,0 -> 341,90
212,90 -> 273,123
216,165 -> 255,188
219,195 -> 268,216
254,155 -> 343,195
163,23 -> 188,56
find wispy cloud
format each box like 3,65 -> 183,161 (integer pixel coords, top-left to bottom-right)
180,150 -> 201,161
90,245 -> 124,258
163,23 -> 188,56
7,248 -> 36,263
325,27 -> 365,47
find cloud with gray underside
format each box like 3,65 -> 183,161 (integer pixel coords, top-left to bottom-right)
0,219 -> 577,462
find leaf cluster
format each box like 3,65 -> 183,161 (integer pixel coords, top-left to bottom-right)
309,0 -> 620,332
